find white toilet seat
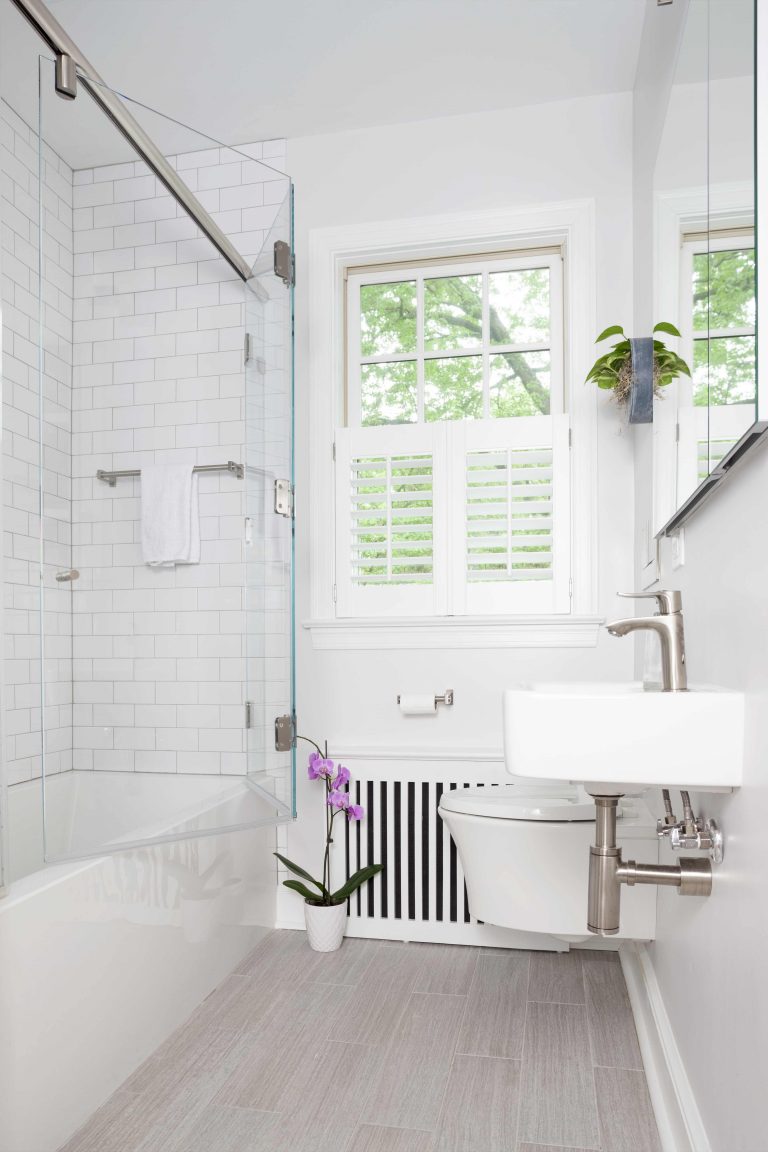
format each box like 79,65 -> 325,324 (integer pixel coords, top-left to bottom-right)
439,788 -> 599,822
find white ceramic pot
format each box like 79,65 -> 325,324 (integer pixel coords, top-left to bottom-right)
304,900 -> 347,952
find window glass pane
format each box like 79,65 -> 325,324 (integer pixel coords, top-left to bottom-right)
361,362 -> 417,426
489,268 -> 550,345
360,281 -> 417,357
424,356 -> 482,421
692,336 -> 755,407
693,249 -> 756,333
490,351 -> 551,417
424,275 -> 482,351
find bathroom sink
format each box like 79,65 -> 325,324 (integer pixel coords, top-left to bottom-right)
503,682 -> 744,792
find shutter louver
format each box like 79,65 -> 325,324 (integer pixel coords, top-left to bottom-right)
466,446 -> 554,583
351,454 -> 434,585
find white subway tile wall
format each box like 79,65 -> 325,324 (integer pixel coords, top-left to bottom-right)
1,100 -> 74,787
71,140 -> 288,777
2,100 -> 291,786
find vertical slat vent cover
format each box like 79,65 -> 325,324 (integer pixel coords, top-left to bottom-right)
343,780 -> 501,926
350,454 -> 434,586
466,445 -> 553,582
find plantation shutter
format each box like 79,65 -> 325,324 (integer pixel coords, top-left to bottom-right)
449,416 -> 570,614
335,416 -> 570,618
335,424 -> 447,617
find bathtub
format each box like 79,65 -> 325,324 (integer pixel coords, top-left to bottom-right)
0,770 -> 284,1152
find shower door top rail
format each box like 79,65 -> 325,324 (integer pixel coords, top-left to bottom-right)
10,0 -> 253,282
96,461 -> 244,487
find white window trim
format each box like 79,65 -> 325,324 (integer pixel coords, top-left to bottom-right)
653,183 -> 754,536
306,201 -> 600,649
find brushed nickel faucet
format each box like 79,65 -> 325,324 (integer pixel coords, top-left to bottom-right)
606,589 -> 687,692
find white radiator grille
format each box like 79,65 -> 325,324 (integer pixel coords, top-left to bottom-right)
342,779 -> 505,926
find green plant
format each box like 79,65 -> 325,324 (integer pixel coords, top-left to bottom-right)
585,322 -> 691,404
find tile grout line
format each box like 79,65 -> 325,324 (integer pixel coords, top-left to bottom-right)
513,965 -> 532,1152
582,958 -> 604,1152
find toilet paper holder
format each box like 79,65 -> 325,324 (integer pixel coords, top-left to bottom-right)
397,689 -> 454,707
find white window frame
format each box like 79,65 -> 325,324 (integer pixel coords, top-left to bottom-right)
307,202 -> 600,649
346,253 -> 564,426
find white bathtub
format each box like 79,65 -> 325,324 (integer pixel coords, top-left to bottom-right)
0,770 -> 283,1152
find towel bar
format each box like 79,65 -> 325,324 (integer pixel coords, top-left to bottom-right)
96,461 -> 244,487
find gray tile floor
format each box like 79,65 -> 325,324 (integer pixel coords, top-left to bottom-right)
60,933 -> 661,1152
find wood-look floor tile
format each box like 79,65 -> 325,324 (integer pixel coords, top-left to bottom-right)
528,949 -> 585,1004
584,956 -> 643,1070
171,1105 -> 286,1152
595,1067 -> 662,1152
276,1040 -> 384,1152
259,977 -> 352,1034
578,947 -> 620,963
348,1126 -> 437,1152
517,1002 -> 599,1150
60,1084 -> 216,1152
300,936 -> 381,986
518,1145 -> 593,1151
436,1053 -> 520,1152
333,942 -> 428,1045
456,953 -> 529,1059
361,993 -> 467,1131
213,1025 -> 323,1112
181,972 -> 289,1034
234,928 -> 313,981
412,943 -> 478,996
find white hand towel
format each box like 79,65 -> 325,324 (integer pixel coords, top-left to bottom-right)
141,464 -> 200,567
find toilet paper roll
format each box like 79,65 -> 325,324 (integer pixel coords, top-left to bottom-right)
398,694 -> 436,715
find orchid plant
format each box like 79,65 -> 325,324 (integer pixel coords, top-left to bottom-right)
274,740 -> 383,907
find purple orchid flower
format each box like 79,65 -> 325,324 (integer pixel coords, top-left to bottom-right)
308,751 -> 335,780
327,790 -> 365,822
332,764 -> 351,789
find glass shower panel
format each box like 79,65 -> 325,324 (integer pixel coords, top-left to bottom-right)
33,59 -> 295,862
244,191 -> 295,818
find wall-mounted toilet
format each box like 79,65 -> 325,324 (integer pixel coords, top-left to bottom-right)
439,786 -> 659,940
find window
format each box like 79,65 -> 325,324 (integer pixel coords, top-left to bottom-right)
683,229 -> 756,476
335,252 -> 571,618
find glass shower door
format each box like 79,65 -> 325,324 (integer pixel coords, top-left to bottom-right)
244,191 -> 296,818
29,59 -> 296,864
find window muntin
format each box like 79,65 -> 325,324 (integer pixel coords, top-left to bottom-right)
347,254 -> 563,428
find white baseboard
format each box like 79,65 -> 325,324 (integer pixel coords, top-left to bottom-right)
621,944 -> 711,1152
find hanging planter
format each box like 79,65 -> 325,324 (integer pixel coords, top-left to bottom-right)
585,322 -> 691,424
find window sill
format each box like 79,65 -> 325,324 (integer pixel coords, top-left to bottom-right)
304,615 -> 604,650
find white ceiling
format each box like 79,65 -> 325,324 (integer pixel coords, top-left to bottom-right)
2,0 -> 648,168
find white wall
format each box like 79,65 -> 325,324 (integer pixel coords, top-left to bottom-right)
646,452 -> 768,1152
287,92 -> 637,887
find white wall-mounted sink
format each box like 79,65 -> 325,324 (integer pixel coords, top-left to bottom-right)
503,682 -> 744,793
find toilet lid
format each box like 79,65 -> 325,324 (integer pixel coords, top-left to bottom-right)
439,788 -> 600,822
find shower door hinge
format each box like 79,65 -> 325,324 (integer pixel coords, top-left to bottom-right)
274,240 -> 295,287
274,478 -> 294,518
274,713 -> 296,752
